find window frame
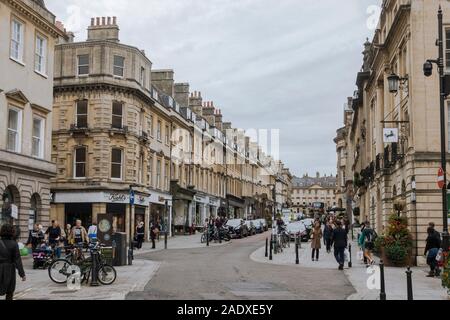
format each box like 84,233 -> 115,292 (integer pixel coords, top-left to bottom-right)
111,148 -> 123,180
157,120 -> 162,142
147,115 -> 153,137
76,100 -> 88,128
7,106 -> 22,153
165,125 -> 170,145
31,116 -> 45,159
112,101 -> 123,129
148,156 -> 153,187
77,54 -> 90,76
10,18 -> 24,64
156,159 -> 162,189
113,55 -> 125,78
74,146 -> 87,179
34,33 -> 47,76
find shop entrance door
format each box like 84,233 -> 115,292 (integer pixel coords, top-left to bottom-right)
65,203 -> 93,228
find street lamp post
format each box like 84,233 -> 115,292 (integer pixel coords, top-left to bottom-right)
423,6 -> 450,255
128,185 -> 135,266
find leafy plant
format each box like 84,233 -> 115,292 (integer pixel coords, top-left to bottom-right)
442,250 -> 450,292
385,242 -> 408,264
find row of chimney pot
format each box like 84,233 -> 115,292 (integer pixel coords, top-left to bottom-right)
91,17 -> 117,26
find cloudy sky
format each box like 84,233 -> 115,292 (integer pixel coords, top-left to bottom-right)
46,0 -> 380,177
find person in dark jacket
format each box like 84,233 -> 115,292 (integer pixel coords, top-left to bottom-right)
323,222 -> 333,253
26,223 -> 44,251
0,224 -> 26,300
331,221 -> 348,270
135,222 -> 145,250
424,226 -> 442,277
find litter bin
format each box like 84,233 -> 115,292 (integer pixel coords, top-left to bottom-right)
112,232 -> 127,266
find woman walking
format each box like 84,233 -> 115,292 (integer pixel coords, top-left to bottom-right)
360,222 -> 376,266
0,224 -> 26,300
323,222 -> 333,253
135,222 -> 145,250
310,221 -> 322,261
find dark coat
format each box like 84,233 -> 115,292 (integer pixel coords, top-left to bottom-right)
323,225 -> 333,240
424,231 -> 441,255
0,239 -> 25,295
331,227 -> 348,249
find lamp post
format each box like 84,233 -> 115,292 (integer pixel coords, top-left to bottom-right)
128,185 -> 135,266
423,6 -> 450,255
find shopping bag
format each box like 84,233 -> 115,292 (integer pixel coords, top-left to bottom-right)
344,249 -> 349,262
357,250 -> 364,261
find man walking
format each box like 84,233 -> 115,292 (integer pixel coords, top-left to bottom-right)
332,221 -> 348,270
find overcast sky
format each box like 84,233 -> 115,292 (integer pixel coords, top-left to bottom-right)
46,0 -> 380,177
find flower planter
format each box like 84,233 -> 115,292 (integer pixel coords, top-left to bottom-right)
379,247 -> 413,267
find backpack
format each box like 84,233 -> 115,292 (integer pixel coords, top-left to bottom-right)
365,229 -> 377,243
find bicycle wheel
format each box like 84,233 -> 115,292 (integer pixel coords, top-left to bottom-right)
48,259 -> 73,284
97,264 -> 117,285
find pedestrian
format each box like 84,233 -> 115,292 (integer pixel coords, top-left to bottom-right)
323,221 -> 333,253
150,221 -> 158,249
424,225 -> 442,277
310,221 -> 322,261
63,224 -> 71,252
0,224 -> 26,300
26,223 -> 44,251
358,223 -> 367,264
87,221 -> 98,244
331,220 -> 348,270
68,220 -> 88,245
360,222 -> 376,266
135,222 -> 145,250
45,220 -> 63,258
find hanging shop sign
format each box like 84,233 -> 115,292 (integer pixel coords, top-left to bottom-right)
383,128 -> 399,143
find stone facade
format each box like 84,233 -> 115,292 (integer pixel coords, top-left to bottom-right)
335,0 -> 450,264
49,17 -> 289,240
290,173 -> 337,214
0,0 -> 65,240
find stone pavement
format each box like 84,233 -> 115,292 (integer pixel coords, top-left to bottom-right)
14,258 -> 160,300
12,233 -> 225,300
134,232 -> 230,256
250,239 -> 450,300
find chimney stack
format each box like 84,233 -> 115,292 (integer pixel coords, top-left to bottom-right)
189,90 -> 203,116
87,16 -> 120,43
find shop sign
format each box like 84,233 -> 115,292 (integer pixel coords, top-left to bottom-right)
194,195 -> 206,203
107,193 -> 128,203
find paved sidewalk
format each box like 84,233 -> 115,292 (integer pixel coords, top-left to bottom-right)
14,257 -> 160,300
134,233 -> 230,256
250,239 -> 449,300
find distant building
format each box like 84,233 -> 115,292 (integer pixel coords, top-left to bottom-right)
290,173 -> 337,213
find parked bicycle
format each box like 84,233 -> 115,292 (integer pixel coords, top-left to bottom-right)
48,242 -> 116,286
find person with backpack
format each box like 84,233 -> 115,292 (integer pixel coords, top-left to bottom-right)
360,221 -> 376,266
69,220 -> 88,245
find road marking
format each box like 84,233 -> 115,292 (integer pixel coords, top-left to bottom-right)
14,288 -> 33,300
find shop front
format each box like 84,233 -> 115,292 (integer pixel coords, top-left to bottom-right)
226,194 -> 246,219
244,197 -> 256,220
51,190 -> 149,239
170,180 -> 196,235
194,194 -> 208,228
208,196 -> 220,219
149,190 -> 172,237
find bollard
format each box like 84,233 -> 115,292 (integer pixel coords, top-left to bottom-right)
406,267 -> 414,300
295,243 -> 299,265
273,235 -> 278,255
269,235 -> 273,261
379,260 -> 386,300
206,229 -> 209,247
90,249 -> 99,287
164,231 -> 168,249
265,238 -> 268,258
348,244 -> 352,268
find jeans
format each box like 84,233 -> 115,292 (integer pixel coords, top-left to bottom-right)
427,248 -> 439,272
334,246 -> 345,266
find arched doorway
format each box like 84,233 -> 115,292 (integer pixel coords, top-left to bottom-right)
29,193 -> 42,230
1,185 -> 21,225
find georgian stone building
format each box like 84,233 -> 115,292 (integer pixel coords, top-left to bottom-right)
290,173 -> 337,214
335,0 -> 450,264
50,17 -> 288,239
0,0 -> 65,239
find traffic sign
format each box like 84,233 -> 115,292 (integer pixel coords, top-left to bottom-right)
438,168 -> 445,189
129,190 -> 135,205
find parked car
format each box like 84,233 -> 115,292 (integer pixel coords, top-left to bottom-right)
254,219 -> 267,233
286,222 -> 308,242
226,219 -> 248,238
245,220 -> 256,236
301,218 -> 315,230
